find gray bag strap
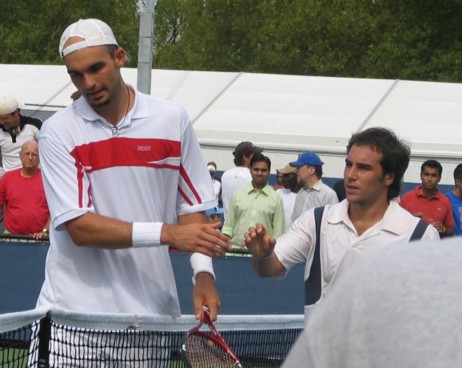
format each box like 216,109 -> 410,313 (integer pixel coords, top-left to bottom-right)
304,206 -> 325,306
410,219 -> 428,241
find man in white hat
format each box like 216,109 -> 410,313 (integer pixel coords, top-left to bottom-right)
37,18 -> 231,324
0,97 -> 42,176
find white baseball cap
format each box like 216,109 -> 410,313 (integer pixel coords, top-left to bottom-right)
0,97 -> 19,115
59,18 -> 119,58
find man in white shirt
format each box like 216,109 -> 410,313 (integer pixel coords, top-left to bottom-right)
283,237 -> 460,368
275,164 -> 300,230
37,18 -> 231,321
243,127 -> 439,316
221,141 -> 263,217
0,97 -> 42,177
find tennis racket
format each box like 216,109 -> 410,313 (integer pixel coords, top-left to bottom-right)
181,308 -> 243,367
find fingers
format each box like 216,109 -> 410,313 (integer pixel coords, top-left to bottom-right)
170,222 -> 231,256
193,273 -> 220,320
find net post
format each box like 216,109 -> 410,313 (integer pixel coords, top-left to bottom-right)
37,312 -> 51,368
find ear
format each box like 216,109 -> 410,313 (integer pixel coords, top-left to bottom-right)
114,48 -> 126,67
384,173 -> 394,186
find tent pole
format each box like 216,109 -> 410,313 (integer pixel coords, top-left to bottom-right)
137,0 -> 157,94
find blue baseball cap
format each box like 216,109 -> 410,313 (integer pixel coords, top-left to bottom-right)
290,152 -> 323,167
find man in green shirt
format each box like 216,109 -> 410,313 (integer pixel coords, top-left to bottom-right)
222,153 -> 285,249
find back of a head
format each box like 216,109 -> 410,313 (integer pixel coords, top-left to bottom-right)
232,141 -> 263,166
347,127 -> 410,200
283,237 -> 462,368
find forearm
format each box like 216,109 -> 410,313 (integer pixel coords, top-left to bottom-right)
66,212 -> 133,249
251,251 -> 286,278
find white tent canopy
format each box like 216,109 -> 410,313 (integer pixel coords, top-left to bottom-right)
1,64 -> 461,184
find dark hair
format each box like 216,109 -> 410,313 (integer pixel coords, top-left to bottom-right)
421,159 -> 443,176
313,165 -> 323,179
453,164 -> 462,181
250,153 -> 271,171
347,127 -> 410,200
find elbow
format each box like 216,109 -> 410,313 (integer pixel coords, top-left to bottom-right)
68,231 -> 89,247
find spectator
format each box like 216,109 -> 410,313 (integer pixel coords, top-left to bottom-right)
0,97 -> 42,177
243,128 -> 439,317
333,178 -> 346,202
221,141 -> 263,217
36,18 -> 231,325
0,141 -> 50,240
272,169 -> 284,190
290,151 -> 338,223
445,163 -> 462,236
282,237 -> 462,368
275,164 -> 300,230
401,159 -> 454,237
222,153 -> 285,249
207,161 -> 221,203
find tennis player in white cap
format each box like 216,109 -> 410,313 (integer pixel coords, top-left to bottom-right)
37,18 -> 231,324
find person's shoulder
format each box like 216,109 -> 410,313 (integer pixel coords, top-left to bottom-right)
140,92 -> 189,115
437,191 -> 453,206
22,115 -> 42,128
400,188 -> 417,202
1,168 -> 21,181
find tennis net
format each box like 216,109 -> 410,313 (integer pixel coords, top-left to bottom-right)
0,308 -> 303,367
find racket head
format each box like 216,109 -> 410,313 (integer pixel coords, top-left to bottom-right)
181,309 -> 242,368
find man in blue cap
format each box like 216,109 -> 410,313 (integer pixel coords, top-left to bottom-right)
289,151 -> 338,224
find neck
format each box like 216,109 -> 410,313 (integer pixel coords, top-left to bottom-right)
421,186 -> 437,198
304,176 -> 319,189
348,198 -> 389,236
252,182 -> 266,191
21,167 -> 38,178
99,84 -> 132,125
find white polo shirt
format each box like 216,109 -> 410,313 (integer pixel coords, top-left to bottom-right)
0,116 -> 41,175
221,166 -> 251,216
37,90 -> 216,316
275,200 -> 440,315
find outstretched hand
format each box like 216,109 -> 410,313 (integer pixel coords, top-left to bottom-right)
163,221 -> 231,257
242,223 -> 276,258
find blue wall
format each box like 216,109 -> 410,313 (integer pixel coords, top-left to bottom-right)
0,244 -> 304,315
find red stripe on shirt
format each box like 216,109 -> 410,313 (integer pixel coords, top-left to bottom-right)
70,137 -> 193,208
179,164 -> 202,204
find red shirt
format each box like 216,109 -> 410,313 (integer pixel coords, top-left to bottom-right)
0,168 -> 49,234
400,186 -> 454,228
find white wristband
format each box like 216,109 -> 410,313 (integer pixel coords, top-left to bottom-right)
190,252 -> 215,284
132,222 -> 163,248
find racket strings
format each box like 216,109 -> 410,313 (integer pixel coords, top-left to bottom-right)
184,334 -> 238,367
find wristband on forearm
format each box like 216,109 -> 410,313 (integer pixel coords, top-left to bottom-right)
257,251 -> 274,261
190,252 -> 215,284
132,222 -> 163,248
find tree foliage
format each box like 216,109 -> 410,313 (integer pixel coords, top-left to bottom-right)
1,0 -> 461,82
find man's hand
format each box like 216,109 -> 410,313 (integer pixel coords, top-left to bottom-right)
193,272 -> 220,320
242,223 -> 286,278
242,223 -> 276,259
162,221 -> 231,257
